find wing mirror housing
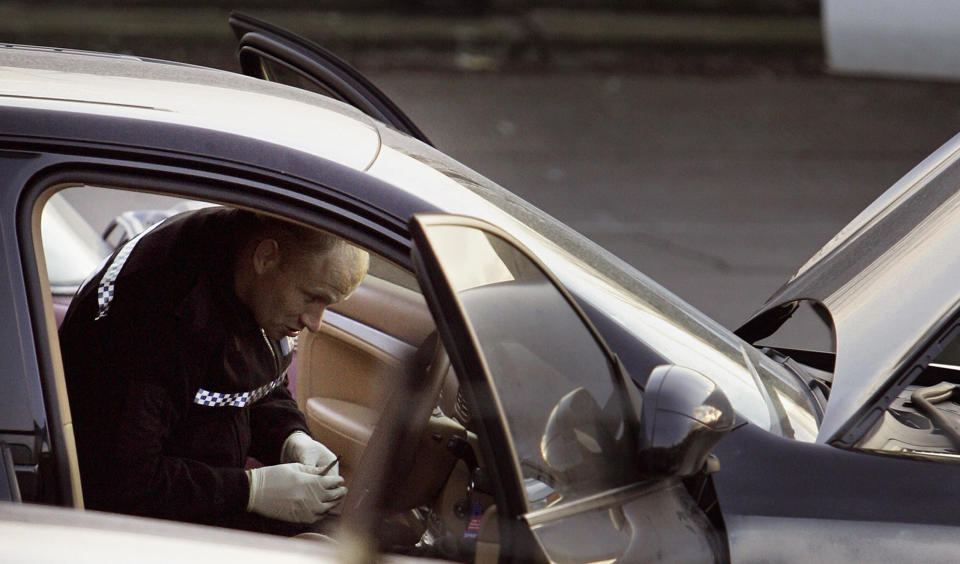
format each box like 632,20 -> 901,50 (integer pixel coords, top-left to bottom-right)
640,365 -> 735,477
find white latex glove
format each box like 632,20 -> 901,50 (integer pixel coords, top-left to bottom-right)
281,431 -> 339,477
246,463 -> 346,523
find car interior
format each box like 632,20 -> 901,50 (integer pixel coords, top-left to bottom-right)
755,298 -> 960,462
34,184 -> 502,562
858,344 -> 960,461
33,180 -> 727,564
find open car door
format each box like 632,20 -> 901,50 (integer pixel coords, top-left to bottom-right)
407,214 -> 723,563
229,11 -> 432,146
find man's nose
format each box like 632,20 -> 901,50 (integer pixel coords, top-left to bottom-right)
301,306 -> 325,333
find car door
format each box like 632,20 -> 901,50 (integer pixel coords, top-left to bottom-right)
409,214 -> 723,563
228,11 -> 432,145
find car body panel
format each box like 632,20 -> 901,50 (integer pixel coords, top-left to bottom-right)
0,47 -> 382,172
726,514 -> 960,563
0,501 -> 443,564
742,132 -> 960,443
712,422 -> 960,560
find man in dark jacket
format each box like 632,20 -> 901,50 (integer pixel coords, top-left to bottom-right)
59,206 -> 369,534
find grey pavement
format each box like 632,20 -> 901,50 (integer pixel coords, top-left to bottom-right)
11,4 -> 960,330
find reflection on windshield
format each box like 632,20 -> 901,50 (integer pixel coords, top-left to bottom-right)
377,127 -> 820,441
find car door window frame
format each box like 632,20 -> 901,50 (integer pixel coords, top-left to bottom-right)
230,11 -> 432,145
16,155 -> 429,509
409,214 -> 644,522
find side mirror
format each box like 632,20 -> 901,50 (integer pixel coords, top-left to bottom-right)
640,365 -> 735,477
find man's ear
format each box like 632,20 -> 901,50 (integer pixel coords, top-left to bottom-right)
252,239 -> 281,275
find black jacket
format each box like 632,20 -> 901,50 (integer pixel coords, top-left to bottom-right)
59,207 -> 309,526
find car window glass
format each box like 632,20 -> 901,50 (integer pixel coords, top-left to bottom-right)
422,223 -> 636,510
40,193 -> 112,292
766,369 -> 819,441
253,55 -> 339,99
367,254 -> 419,292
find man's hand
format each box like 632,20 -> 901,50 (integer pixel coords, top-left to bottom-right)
282,431 -> 339,476
246,463 -> 346,523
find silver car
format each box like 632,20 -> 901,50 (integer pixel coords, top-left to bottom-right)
5,12 -> 960,564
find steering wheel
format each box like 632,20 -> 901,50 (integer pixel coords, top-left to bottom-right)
336,331 -> 450,539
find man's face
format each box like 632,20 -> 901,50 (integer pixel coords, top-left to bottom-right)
248,245 -> 359,341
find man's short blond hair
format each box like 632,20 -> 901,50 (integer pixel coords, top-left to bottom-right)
243,211 -> 369,292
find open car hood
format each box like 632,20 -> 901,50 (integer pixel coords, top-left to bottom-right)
738,132 -> 960,444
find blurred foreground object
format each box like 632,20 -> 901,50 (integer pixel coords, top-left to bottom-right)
824,0 -> 960,81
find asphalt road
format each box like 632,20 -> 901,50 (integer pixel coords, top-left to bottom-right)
63,68 -> 960,333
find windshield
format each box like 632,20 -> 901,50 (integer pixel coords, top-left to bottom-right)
371,127 -> 820,442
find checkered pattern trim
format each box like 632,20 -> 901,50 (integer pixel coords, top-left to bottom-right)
94,222 -> 163,321
193,374 -> 287,408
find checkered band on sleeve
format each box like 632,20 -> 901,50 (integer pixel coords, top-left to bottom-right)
94,222 -> 163,321
193,374 -> 287,408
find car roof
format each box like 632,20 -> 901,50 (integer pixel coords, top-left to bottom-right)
0,44 -> 383,172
